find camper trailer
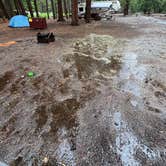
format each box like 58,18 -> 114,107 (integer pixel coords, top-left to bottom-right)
78,0 -> 121,18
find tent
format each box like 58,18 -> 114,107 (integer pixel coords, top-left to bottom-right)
9,15 -> 30,28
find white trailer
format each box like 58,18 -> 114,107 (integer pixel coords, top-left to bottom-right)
78,0 -> 121,17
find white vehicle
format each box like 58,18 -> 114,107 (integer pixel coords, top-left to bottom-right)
78,0 -> 121,17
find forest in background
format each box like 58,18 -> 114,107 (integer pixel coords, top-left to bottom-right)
0,0 -> 166,24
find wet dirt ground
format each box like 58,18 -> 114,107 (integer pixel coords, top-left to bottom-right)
0,15 -> 166,166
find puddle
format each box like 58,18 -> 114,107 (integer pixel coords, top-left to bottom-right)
113,112 -> 160,166
0,161 -> 8,166
152,18 -> 166,25
156,20 -> 166,25
0,71 -> 13,91
56,128 -> 76,166
117,52 -> 147,110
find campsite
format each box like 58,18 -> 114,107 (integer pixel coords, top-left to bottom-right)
0,0 -> 166,166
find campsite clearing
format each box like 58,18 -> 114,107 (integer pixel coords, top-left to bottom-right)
0,15 -> 166,165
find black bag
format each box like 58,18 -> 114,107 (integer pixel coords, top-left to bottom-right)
37,32 -> 55,43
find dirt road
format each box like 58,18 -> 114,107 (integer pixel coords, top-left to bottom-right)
0,16 -> 166,166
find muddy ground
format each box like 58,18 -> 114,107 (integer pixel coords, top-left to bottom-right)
0,15 -> 166,166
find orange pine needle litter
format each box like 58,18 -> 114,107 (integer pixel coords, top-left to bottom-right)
0,41 -> 17,47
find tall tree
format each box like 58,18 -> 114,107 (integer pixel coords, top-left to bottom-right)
57,0 -> 65,21
4,0 -> 14,17
54,1 -> 58,18
17,0 -> 26,15
50,0 -> 56,19
71,0 -> 78,25
85,0 -> 91,23
0,0 -> 9,18
63,0 -> 68,19
67,0 -> 71,16
46,0 -> 49,19
124,0 -> 130,15
34,0 -> 39,17
14,0 -> 20,14
26,0 -> 34,17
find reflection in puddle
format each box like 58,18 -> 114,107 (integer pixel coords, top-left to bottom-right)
119,52 -> 146,97
56,128 -> 76,166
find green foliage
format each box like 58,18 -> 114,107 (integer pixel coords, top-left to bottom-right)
121,0 -> 166,14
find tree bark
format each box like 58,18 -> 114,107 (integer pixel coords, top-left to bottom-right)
54,1 -> 57,18
46,0 -> 49,19
67,0 -> 71,17
63,0 -> 68,19
85,0 -> 91,23
124,0 -> 130,16
0,0 -> 9,18
57,0 -> 65,21
50,0 -> 56,19
26,0 -> 34,17
14,0 -> 20,15
34,0 -> 39,17
71,0 -> 78,25
4,0 -> 14,17
17,0 -> 26,15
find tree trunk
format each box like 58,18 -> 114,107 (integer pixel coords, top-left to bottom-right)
41,2 -> 44,13
14,0 -> 20,15
57,0 -> 65,21
0,0 -> 9,18
34,0 -> 39,17
46,0 -> 49,19
54,1 -> 57,18
124,0 -> 129,16
4,0 -> 14,17
71,0 -> 78,25
17,0 -> 26,15
63,0 -> 68,19
67,0 -> 71,17
26,0 -> 34,17
85,0 -> 91,23
50,0 -> 56,19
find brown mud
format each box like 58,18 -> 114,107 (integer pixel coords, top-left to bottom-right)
0,16 -> 166,165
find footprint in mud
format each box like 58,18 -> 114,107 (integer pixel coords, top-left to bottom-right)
35,105 -> 48,129
0,71 -> 14,92
154,91 -> 166,98
1,115 -> 17,137
147,106 -> 161,113
50,98 -> 80,133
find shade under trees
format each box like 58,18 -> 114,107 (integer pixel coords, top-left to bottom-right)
0,0 -> 9,18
